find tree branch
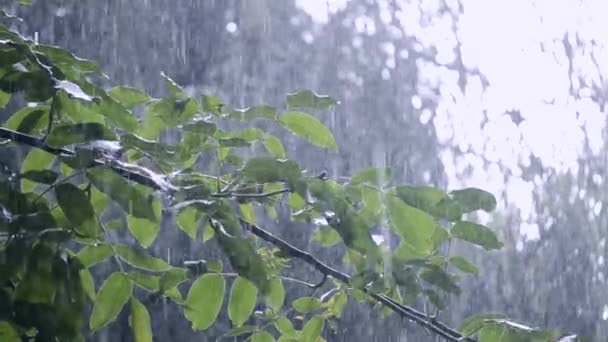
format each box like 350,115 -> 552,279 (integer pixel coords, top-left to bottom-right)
0,126 -> 474,342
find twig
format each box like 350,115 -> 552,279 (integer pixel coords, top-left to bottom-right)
211,188 -> 289,199
0,126 -> 474,342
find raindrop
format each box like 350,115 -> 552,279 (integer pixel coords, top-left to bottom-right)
226,22 -> 238,34
301,31 -> 314,44
602,305 -> 608,320
411,95 -> 422,109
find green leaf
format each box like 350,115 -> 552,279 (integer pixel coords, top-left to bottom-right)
177,206 -> 200,239
14,243 -> 56,304
252,331 -> 276,342
182,116 -> 217,136
20,148 -> 55,192
0,90 -> 10,108
130,297 -> 153,342
292,297 -> 321,314
228,277 -> 258,327
159,268 -> 188,291
312,226 -> 342,247
477,319 -> 553,342
55,183 -> 100,238
419,266 -> 461,295
264,278 -> 285,310
109,86 -> 151,108
87,168 -> 158,221
450,188 -> 497,213
459,313 -> 506,336
120,133 -> 176,162
115,245 -> 172,272
4,105 -> 48,134
286,90 -> 337,110
161,72 -> 183,97
275,317 -> 296,336
185,274 -> 225,331
263,135 -> 286,158
240,157 -> 304,194
279,111 -> 337,150
350,167 -> 392,186
386,196 -> 435,254
226,325 -> 258,337
239,203 -> 256,223
452,221 -> 503,250
90,272 -> 133,331
20,169 -> 58,185
77,244 -> 113,268
80,268 -> 96,301
424,289 -> 446,310
449,256 -> 479,275
201,94 -> 224,115
34,44 -> 101,77
230,105 -> 277,121
47,123 -> 117,148
147,97 -> 199,127
301,316 -> 324,342
211,216 -> 271,294
127,201 -> 161,248
0,321 -> 20,342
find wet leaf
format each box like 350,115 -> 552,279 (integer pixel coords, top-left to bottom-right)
0,321 -> 20,342
177,206 -> 200,239
301,316 -> 324,342
47,123 -> 117,148
263,134 -> 286,158
0,89 -> 9,108
240,157 -> 304,194
386,196 -> 435,254
130,297 -> 153,342
450,188 -> 497,213
20,148 -> 55,192
126,199 -> 161,248
230,105 -> 277,120
182,116 -> 217,136
350,167 -> 392,186
228,277 -> 258,327
264,278 -> 285,310
76,244 -> 113,268
275,317 -> 296,336
226,325 -> 258,337
55,80 -> 93,101
419,266 -> 461,295
450,256 -> 479,275
279,111 -> 337,150
90,272 -> 133,331
4,105 -> 48,134
79,268 -> 96,300
459,313 -> 506,336
286,90 -> 337,110
115,245 -> 172,272
312,226 -> 342,247
55,183 -> 100,238
34,44 -> 101,77
109,86 -> 151,108
252,331 -> 276,342
20,169 -> 58,185
292,297 -> 321,313
184,274 -> 225,331
452,221 -> 503,250
87,168 -> 158,221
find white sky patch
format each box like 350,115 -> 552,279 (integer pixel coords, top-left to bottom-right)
297,0 -> 608,242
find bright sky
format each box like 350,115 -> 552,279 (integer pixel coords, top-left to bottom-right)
296,0 -> 608,243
